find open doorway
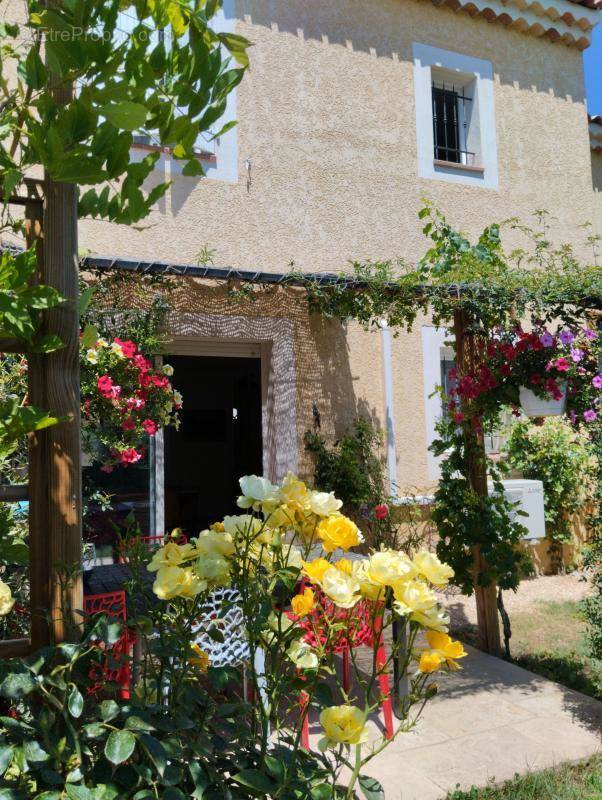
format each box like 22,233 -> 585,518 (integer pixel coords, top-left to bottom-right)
164,355 -> 263,537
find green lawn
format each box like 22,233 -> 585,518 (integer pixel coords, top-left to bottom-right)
451,598 -> 602,700
443,756 -> 602,799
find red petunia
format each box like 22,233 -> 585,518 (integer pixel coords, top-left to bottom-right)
142,419 -> 158,436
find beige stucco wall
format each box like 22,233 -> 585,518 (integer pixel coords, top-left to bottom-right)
75,0 -> 599,490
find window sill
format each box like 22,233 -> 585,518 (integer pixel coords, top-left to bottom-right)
132,142 -> 217,165
433,159 -> 485,175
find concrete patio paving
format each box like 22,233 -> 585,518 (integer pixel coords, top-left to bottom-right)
307,645 -> 602,799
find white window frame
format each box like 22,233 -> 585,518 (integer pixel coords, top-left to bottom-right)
412,43 -> 498,190
421,326 -> 452,480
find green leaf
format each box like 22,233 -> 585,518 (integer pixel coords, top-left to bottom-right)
232,769 -> 276,795
162,790 -> 186,800
99,700 -> 120,722
358,775 -> 385,800
0,671 -> 36,699
78,286 -> 96,316
100,102 -> 149,132
67,684 -> 84,718
65,786 -> 93,800
19,46 -> 47,89
217,32 -> 251,68
123,716 -> 155,732
0,745 -> 12,774
80,323 -> 99,349
23,740 -> 49,763
138,733 -> 166,777
104,730 -> 136,765
181,158 -> 205,177
31,333 -> 63,354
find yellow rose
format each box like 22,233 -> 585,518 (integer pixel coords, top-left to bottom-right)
189,644 -> 210,672
334,558 -> 353,574
418,651 -> 442,673
0,580 -> 15,616
210,522 -> 225,532
147,542 -> 198,572
287,639 -> 319,670
195,529 -> 235,558
237,475 -> 280,513
411,604 -> 450,632
153,565 -> 206,600
317,515 -> 362,553
351,560 -> 382,601
269,504 -> 297,529
302,557 -> 331,585
392,579 -> 437,616
279,473 -> 310,512
413,551 -> 454,587
422,630 -> 467,670
321,567 -> 360,609
309,490 -> 343,517
367,550 -> 417,587
196,555 -> 231,588
292,587 -> 315,617
281,543 -> 303,570
319,705 -> 368,750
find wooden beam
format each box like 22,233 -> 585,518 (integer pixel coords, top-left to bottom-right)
0,638 -> 30,658
453,309 -> 502,656
42,42 -> 82,642
26,198 -> 51,650
0,485 -> 28,502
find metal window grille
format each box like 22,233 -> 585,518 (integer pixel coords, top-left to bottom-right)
432,80 -> 475,165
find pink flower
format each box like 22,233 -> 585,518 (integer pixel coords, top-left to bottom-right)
142,419 -> 158,436
134,354 -> 152,371
593,375 -> 602,390
97,375 -> 114,398
100,464 -> 114,474
120,448 -> 142,465
375,504 -> 389,520
122,417 -> 136,431
454,411 -> 465,424
152,375 -> 169,389
114,338 -> 137,358
583,409 -> 597,423
554,358 -> 570,372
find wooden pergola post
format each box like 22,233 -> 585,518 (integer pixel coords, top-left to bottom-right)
453,309 -> 502,656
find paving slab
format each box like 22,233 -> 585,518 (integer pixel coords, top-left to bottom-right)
308,645 -> 601,799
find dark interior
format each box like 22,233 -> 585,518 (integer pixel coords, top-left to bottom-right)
164,355 -> 263,536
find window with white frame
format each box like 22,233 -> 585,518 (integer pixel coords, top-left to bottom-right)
413,43 -> 498,190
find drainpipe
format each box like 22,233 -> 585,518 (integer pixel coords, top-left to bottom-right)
380,320 -> 398,499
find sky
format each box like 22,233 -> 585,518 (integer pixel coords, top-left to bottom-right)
585,24 -> 601,115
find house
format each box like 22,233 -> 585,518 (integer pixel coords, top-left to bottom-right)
75,0 -> 601,539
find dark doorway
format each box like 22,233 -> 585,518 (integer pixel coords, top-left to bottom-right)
164,355 -> 263,536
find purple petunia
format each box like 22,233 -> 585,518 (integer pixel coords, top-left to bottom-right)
583,409 -> 598,423
570,348 -> 584,363
559,330 -> 575,345
539,332 -> 554,348
593,375 -> 602,390
584,328 -> 598,341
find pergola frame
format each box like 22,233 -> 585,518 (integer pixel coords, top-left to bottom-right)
0,248 -> 598,657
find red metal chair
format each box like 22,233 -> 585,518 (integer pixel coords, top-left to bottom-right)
290,582 -> 394,749
117,532 -> 188,563
84,590 -> 135,699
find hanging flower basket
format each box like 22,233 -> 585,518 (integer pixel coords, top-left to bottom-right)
519,383 -> 567,417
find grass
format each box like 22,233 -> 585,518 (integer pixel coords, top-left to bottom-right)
451,598 -> 602,700
443,755 -> 602,799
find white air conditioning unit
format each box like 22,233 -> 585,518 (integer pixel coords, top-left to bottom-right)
488,479 -> 546,542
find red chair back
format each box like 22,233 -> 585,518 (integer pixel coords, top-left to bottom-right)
84,590 -> 134,699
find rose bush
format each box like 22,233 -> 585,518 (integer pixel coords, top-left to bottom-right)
135,473 -> 464,798
80,335 -> 181,470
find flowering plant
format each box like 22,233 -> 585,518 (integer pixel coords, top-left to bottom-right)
136,473 -> 463,798
446,325 -> 601,427
80,335 -> 181,469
